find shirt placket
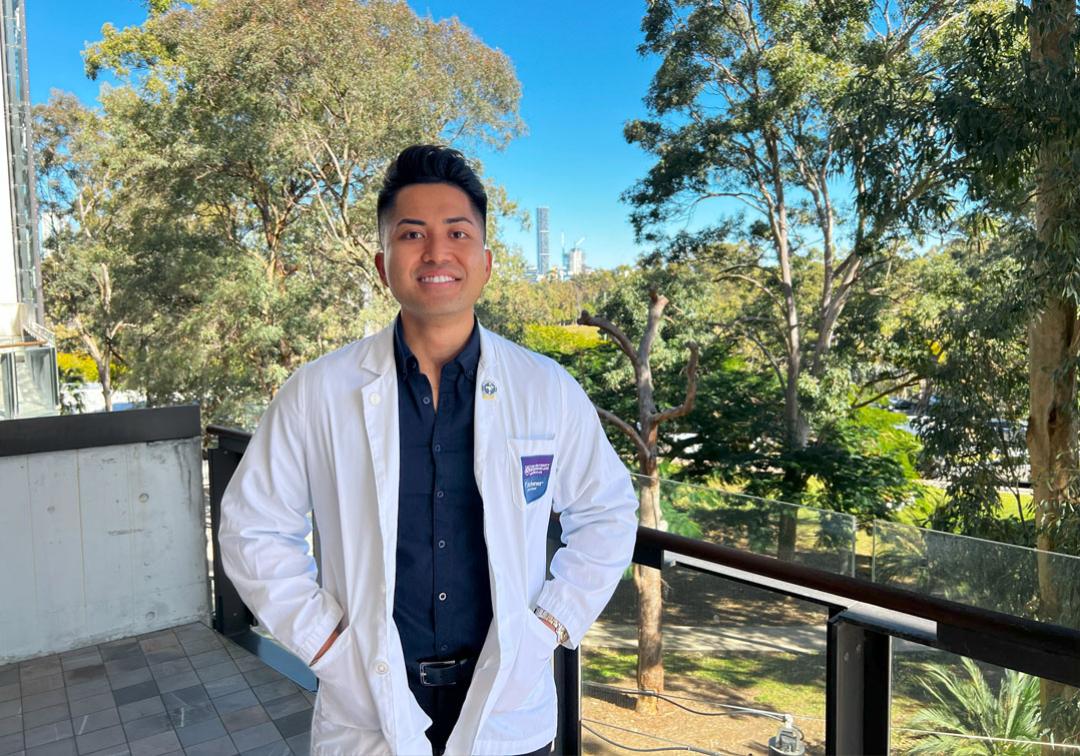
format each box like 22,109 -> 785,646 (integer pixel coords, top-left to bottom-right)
431,363 -> 456,657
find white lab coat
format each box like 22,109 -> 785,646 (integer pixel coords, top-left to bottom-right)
219,322 -> 638,755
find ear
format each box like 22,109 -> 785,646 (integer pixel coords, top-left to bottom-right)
375,251 -> 389,287
483,247 -> 493,280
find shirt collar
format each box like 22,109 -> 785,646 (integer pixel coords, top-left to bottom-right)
392,313 -> 481,380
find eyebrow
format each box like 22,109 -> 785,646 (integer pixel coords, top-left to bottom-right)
395,216 -> 477,228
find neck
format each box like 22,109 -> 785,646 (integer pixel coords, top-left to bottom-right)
399,310 -> 475,371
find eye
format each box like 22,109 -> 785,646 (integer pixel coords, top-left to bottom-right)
449,229 -> 469,240
401,230 -> 424,240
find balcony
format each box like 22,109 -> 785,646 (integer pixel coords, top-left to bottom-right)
2,413 -> 1078,755
0,341 -> 58,420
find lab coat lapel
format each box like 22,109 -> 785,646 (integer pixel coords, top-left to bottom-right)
357,323 -> 400,592
357,324 -> 434,749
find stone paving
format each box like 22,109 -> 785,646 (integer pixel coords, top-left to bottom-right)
0,623 -> 314,756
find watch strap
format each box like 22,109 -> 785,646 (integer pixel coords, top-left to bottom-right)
533,606 -> 569,644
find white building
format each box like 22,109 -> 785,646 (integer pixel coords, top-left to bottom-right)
0,0 -> 58,419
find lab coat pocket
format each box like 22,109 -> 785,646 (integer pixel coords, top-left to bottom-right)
506,437 -> 556,511
492,611 -> 559,713
310,625 -> 380,730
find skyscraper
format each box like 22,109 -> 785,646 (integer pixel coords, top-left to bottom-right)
0,0 -> 58,418
568,246 -> 584,276
536,206 -> 549,275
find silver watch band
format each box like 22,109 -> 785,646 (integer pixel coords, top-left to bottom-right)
533,606 -> 569,644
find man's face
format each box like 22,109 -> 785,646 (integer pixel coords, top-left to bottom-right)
375,182 -> 491,326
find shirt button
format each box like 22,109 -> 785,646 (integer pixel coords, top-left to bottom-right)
434,444 -> 442,453
438,592 -> 447,601
374,661 -> 390,675
438,539 -> 446,548
422,396 -> 431,405
369,392 -> 381,405
436,490 -> 444,499
440,644 -> 448,652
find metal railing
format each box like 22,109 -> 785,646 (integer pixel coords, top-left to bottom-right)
205,425 -> 1080,755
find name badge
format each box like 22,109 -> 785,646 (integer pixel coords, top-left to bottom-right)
520,454 -> 554,505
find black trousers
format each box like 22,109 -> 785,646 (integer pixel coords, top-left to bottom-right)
420,683 -> 552,755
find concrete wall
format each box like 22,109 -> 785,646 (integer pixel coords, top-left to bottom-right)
0,436 -> 210,661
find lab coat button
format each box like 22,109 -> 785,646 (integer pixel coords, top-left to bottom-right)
374,661 -> 390,675
369,393 -> 381,405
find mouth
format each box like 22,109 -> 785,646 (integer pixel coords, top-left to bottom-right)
417,274 -> 461,285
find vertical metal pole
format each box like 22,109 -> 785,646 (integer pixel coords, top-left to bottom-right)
826,612 -> 892,756
208,445 -> 252,636
554,645 -> 581,756
548,516 -> 582,755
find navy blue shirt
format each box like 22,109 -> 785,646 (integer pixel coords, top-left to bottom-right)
392,315 -> 493,674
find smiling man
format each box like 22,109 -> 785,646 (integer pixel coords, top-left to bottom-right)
219,145 -> 638,755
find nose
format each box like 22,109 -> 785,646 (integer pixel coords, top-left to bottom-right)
421,234 -> 454,264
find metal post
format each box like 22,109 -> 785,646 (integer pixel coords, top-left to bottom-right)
207,445 -> 252,636
826,612 -> 892,756
554,645 -> 581,756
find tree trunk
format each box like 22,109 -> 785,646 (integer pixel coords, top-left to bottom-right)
1028,300 -> 1077,750
778,351 -> 809,561
635,459 -> 663,711
101,360 -> 113,412
1028,0 -> 1078,746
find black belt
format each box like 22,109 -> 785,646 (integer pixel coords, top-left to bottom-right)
408,657 -> 477,687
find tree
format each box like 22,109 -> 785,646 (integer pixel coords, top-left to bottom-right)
45,0 -> 523,425
924,0 -> 1080,741
35,94 -> 134,411
625,0 -> 954,557
579,290 -> 699,705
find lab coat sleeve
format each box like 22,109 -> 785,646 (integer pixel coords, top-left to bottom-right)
536,370 -> 639,648
218,366 -> 343,664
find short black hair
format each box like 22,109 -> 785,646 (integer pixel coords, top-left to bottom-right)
377,144 -> 487,244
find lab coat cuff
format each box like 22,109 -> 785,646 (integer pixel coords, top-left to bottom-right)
295,600 -> 344,665
535,582 -> 584,649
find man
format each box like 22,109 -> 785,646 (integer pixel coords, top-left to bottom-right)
219,145 -> 638,755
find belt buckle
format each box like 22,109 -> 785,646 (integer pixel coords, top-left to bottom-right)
419,659 -> 458,687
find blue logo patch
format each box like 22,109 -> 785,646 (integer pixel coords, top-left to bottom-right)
520,454 -> 554,504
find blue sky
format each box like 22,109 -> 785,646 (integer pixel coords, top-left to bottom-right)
27,1 -> 671,270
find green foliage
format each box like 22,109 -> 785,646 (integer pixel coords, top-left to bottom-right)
56,352 -> 98,383
907,659 -> 1042,755
37,0 -> 523,425
520,324 -> 604,356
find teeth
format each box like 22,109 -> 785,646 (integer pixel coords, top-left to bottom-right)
421,276 -> 455,283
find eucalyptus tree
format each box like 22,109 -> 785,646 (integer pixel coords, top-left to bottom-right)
61,0 -> 522,424
34,94 -> 139,411
624,0 -> 955,555
923,0 -> 1080,740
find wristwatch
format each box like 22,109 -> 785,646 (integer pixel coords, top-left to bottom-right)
534,606 -> 570,645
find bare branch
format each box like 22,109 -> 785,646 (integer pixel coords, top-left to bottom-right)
638,290 -> 669,364
579,309 -> 640,373
654,342 -> 700,425
851,376 -> 922,410
595,405 -> 651,460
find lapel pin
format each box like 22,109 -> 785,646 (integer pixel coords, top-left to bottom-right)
481,380 -> 497,400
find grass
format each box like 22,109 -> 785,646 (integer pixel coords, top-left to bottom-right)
583,647 -> 965,744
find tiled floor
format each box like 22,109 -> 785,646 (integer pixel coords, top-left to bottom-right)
0,623 -> 314,756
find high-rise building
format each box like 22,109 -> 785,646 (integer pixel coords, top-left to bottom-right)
536,206 -> 549,275
568,246 -> 585,276
0,0 -> 58,418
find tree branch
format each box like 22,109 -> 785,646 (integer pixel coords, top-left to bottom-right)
638,290 -> 669,364
579,309 -> 640,375
595,405 -> 651,460
653,341 -> 700,425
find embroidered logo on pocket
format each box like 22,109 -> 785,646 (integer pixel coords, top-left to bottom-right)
520,454 -> 554,504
